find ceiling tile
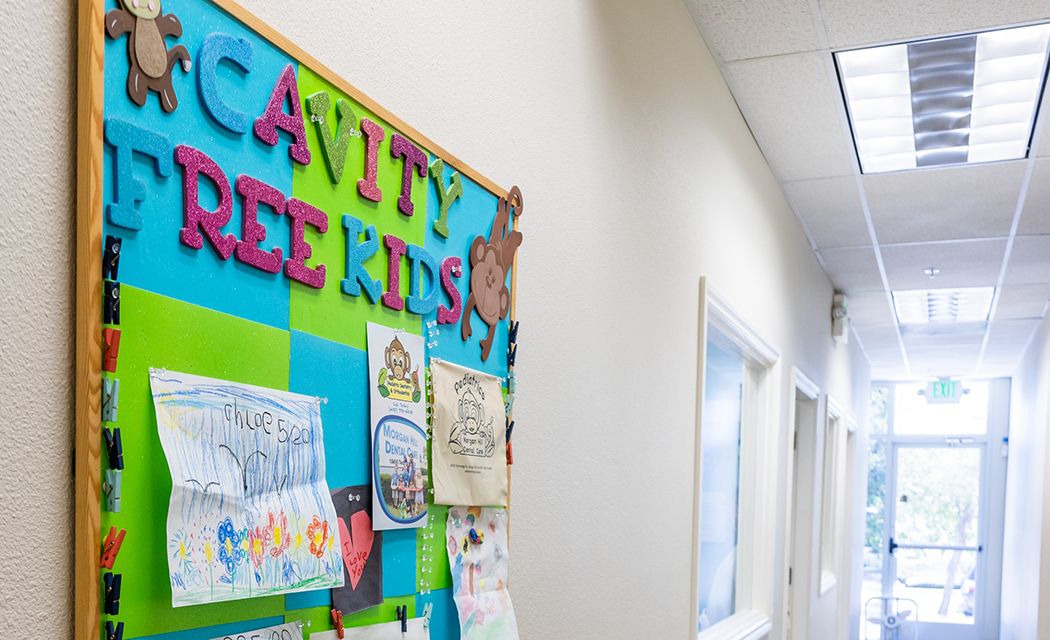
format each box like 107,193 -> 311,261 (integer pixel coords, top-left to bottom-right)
902,330 -> 986,349
817,0 -> 1050,49
981,341 -> 1028,365
907,346 -> 981,377
854,323 -> 900,350
880,239 -> 1006,290
864,162 -> 1025,244
865,346 -> 905,367
994,283 -> 1050,320
979,360 -> 1019,377
1018,159 -> 1050,234
819,246 -> 885,293
1004,236 -> 1050,285
688,0 -> 821,61
987,318 -> 1041,344
847,291 -> 895,325
725,54 -> 856,181
784,176 -> 871,248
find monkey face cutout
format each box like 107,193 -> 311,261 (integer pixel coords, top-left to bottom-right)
470,241 -> 509,325
461,187 -> 523,361
385,338 -> 411,382
124,0 -> 161,19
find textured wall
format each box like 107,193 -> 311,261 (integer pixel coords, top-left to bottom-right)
0,0 -> 77,636
0,0 -> 868,637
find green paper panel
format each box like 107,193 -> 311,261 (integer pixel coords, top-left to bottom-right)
291,66 -> 428,349
285,597 -> 415,636
418,504 -> 452,592
101,285 -> 291,636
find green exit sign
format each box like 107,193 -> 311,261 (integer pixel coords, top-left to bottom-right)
925,380 -> 963,404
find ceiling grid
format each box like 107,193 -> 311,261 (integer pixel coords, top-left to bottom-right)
686,0 -> 1050,379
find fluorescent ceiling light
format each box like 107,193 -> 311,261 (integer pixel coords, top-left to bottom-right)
836,24 -> 1050,173
892,287 -> 996,324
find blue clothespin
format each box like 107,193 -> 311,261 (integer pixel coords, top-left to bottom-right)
422,603 -> 433,630
103,427 -> 124,470
103,235 -> 122,280
104,281 -> 120,325
395,605 -> 407,633
106,620 -> 124,640
102,378 -> 120,423
507,370 -> 515,394
103,572 -> 122,615
105,469 -> 122,513
506,343 -> 517,367
504,395 -> 514,418
506,421 -> 514,443
508,320 -> 519,344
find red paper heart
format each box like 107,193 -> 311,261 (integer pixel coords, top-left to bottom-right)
338,511 -> 374,590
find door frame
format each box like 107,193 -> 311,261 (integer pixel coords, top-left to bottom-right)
874,379 -> 1009,640
783,367 -> 820,640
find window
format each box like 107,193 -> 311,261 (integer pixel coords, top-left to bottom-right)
692,281 -> 780,640
698,328 -> 744,629
819,400 -> 847,595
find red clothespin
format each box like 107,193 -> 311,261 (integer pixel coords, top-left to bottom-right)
331,608 -> 344,639
101,526 -> 126,569
506,441 -> 514,465
103,328 -> 121,373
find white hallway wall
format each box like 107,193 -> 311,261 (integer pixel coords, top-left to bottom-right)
1002,314 -> 1050,640
0,0 -> 870,637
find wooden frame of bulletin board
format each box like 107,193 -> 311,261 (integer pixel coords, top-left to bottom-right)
75,0 -> 521,638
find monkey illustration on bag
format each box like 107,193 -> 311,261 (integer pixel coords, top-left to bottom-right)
462,187 -> 523,361
377,336 -> 421,402
105,0 -> 192,113
448,389 -> 495,458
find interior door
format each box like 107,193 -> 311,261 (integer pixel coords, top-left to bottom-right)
887,443 -> 983,640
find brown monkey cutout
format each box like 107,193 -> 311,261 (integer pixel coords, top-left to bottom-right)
461,187 -> 523,361
105,0 -> 192,113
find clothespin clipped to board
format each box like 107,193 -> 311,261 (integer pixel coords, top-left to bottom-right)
105,469 -> 122,512
103,427 -> 124,470
101,526 -> 126,569
396,605 -> 407,633
104,281 -> 120,325
422,603 -> 434,630
103,572 -> 122,615
106,620 -> 124,640
504,395 -> 514,418
331,608 -> 344,639
103,328 -> 121,373
103,235 -> 122,280
102,378 -> 120,423
507,369 -> 515,394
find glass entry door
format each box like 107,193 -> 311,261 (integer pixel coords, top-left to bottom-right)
887,444 -> 983,640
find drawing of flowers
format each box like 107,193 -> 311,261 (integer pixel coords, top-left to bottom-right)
217,516 -> 244,575
268,510 -> 290,558
249,524 -> 271,567
306,515 -> 328,558
170,528 -> 195,576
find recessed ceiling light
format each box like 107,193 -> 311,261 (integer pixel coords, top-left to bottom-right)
836,24 -> 1050,173
892,287 -> 996,324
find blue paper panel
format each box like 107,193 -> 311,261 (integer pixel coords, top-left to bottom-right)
423,165 -> 508,380
288,331 -> 370,488
417,589 -> 460,640
134,615 -> 285,640
284,587 -> 331,612
103,2 -> 296,329
382,528 -> 418,598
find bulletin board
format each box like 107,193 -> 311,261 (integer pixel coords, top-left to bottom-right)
74,1 -> 521,639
